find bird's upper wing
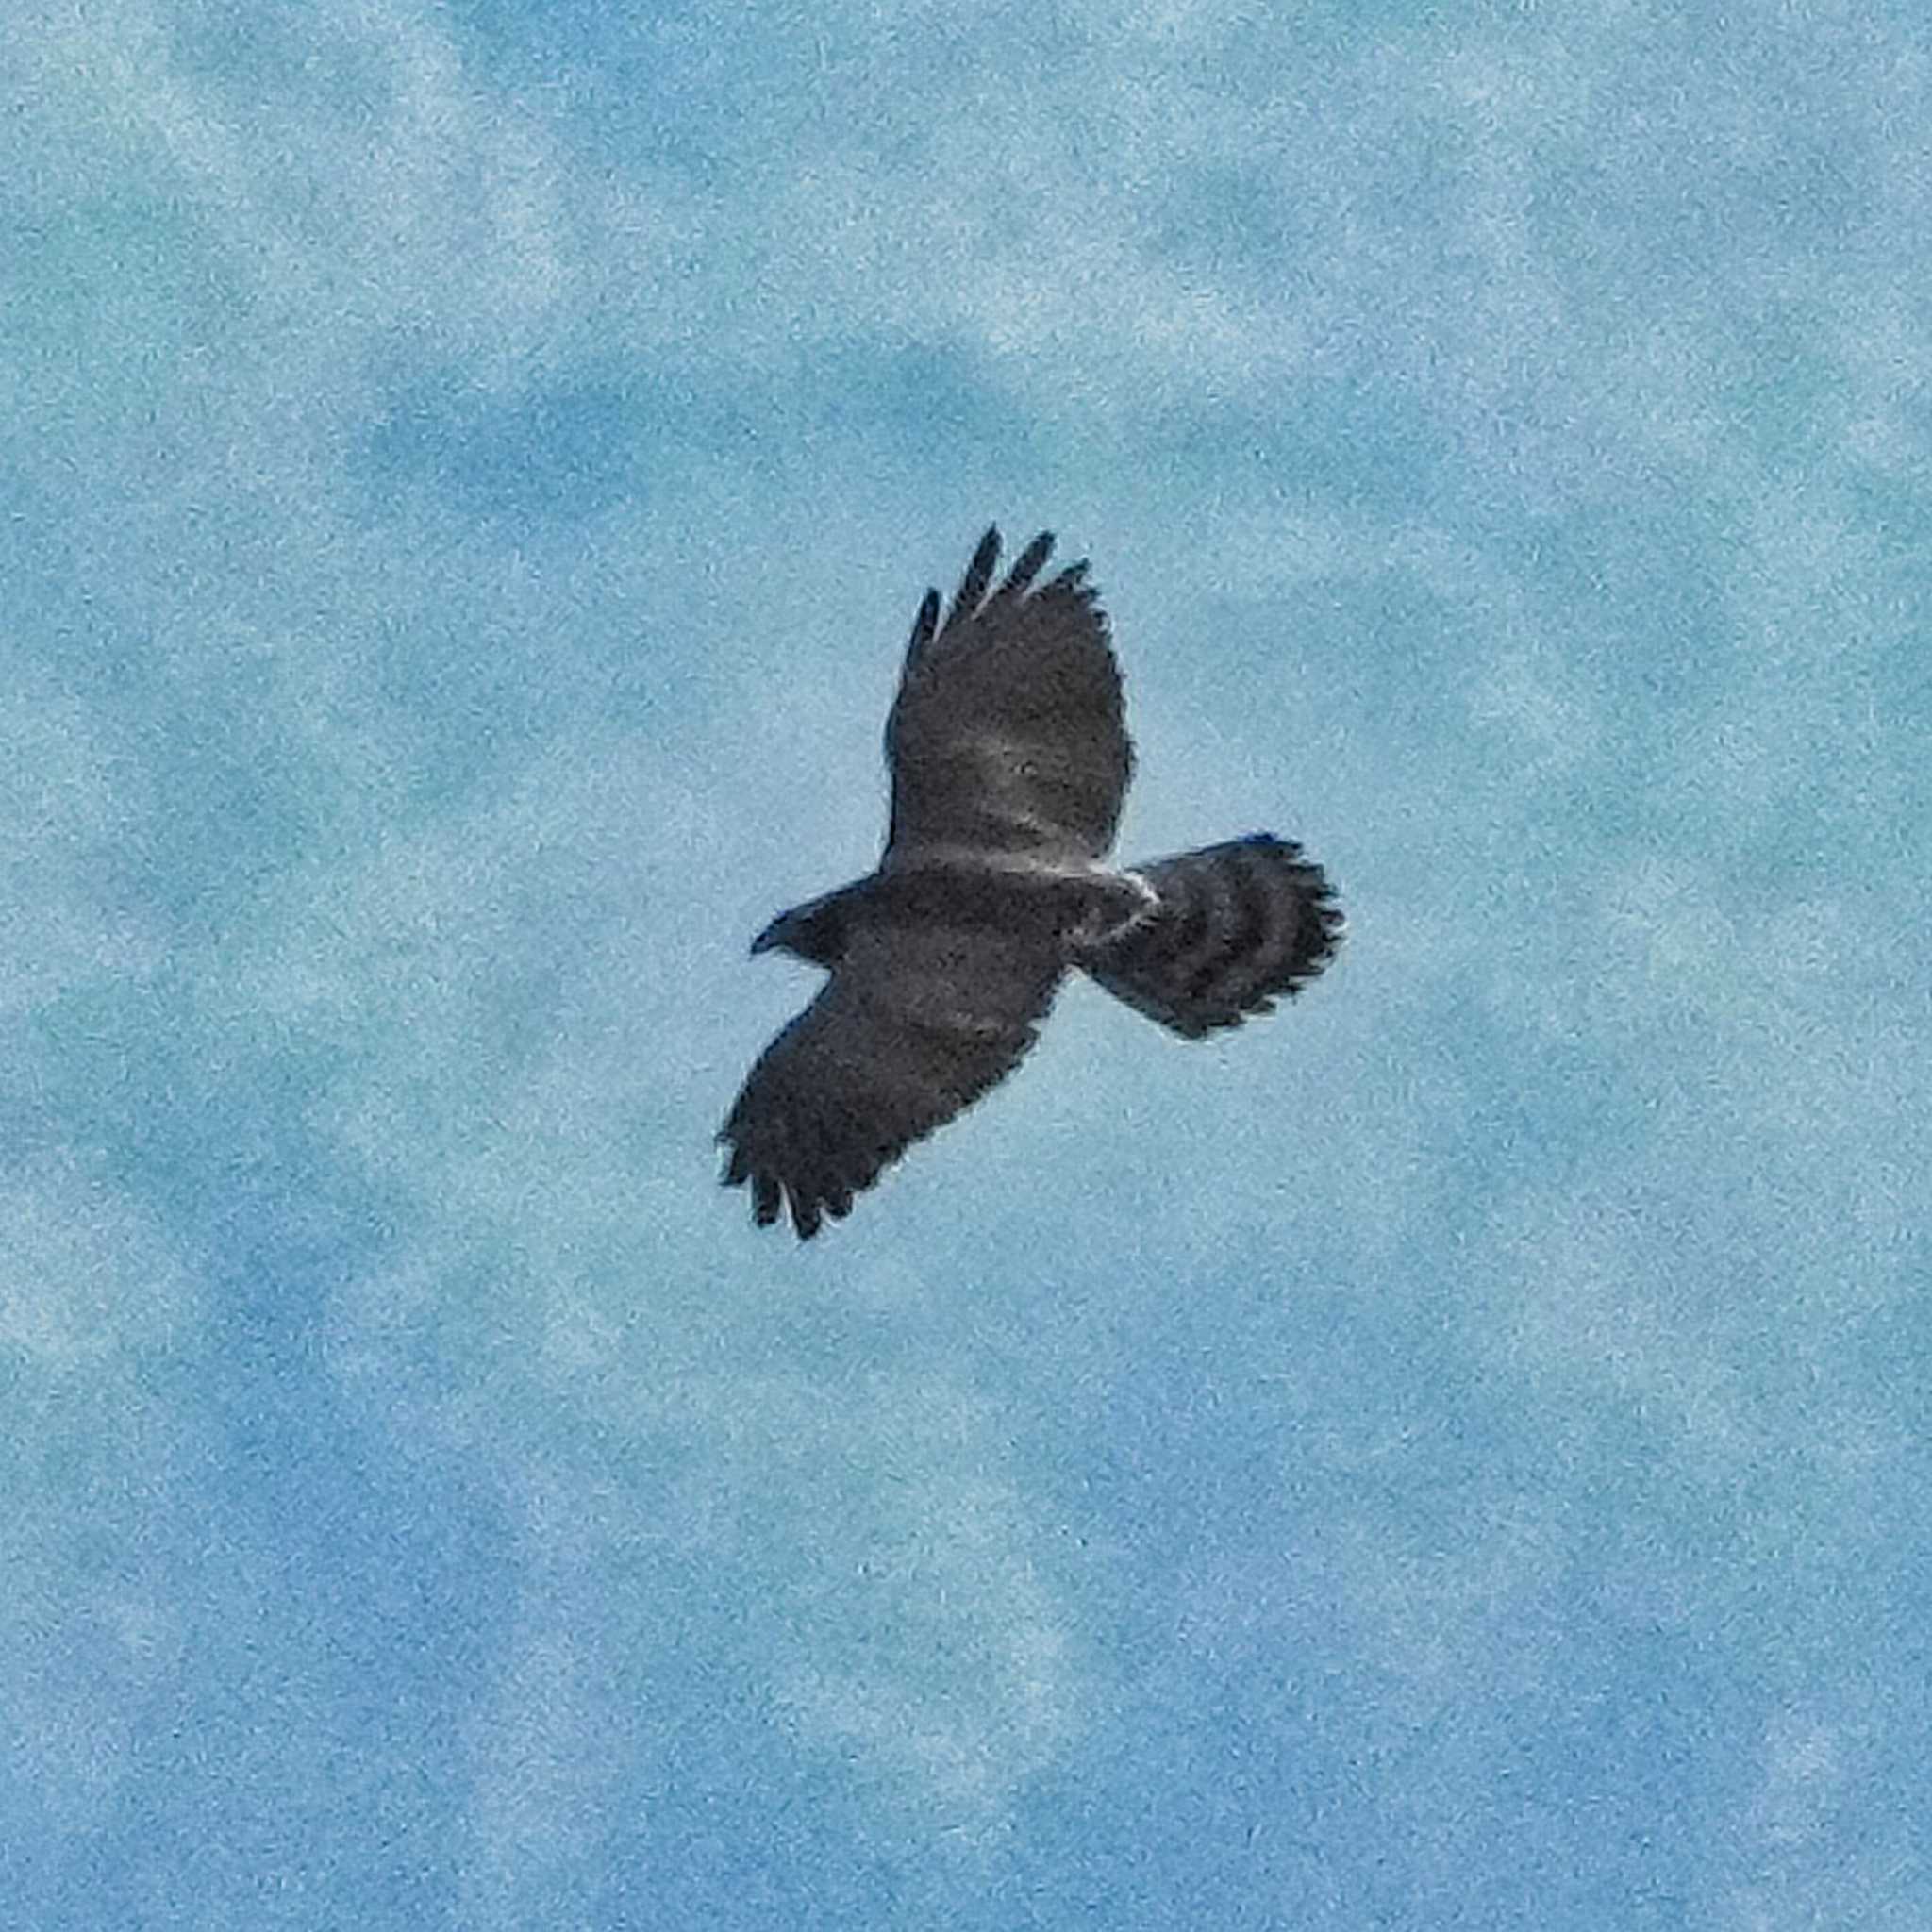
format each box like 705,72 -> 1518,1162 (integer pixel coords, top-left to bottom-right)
719,920 -> 1065,1238
884,527 -> 1132,863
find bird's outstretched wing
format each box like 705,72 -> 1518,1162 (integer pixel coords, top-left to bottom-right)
720,921 -> 1065,1238
884,527 -> 1132,863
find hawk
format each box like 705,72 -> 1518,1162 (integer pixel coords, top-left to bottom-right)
721,527 -> 1341,1237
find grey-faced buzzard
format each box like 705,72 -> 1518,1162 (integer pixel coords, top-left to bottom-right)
721,527 -> 1341,1237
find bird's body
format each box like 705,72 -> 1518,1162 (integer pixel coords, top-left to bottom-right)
758,853 -> 1155,964
721,527 -> 1341,1237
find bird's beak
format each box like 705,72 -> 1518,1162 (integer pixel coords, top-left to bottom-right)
750,922 -> 779,957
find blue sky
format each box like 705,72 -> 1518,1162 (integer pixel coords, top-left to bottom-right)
5,1 -> 1927,1924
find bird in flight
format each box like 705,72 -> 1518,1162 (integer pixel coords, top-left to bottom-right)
721,526 -> 1341,1237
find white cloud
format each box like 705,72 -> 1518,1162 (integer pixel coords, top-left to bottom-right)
0,1152 -> 196,1835
5,0 -> 1927,1906
0,681 -> 163,1018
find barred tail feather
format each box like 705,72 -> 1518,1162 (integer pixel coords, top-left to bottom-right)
1079,835 -> 1341,1038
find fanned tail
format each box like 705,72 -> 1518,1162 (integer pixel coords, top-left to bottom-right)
1079,835 -> 1341,1038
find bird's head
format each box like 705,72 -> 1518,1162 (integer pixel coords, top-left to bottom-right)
751,892 -> 846,968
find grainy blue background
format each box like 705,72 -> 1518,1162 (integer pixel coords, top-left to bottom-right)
5,3 -> 1926,1925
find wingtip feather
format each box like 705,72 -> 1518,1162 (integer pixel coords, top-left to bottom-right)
752,1174 -> 782,1226
1000,529 -> 1056,598
946,526 -> 1003,630
906,587 -> 941,665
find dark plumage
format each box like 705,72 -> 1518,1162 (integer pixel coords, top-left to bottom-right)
721,527 -> 1341,1237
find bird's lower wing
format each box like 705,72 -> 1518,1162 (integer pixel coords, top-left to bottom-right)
720,923 -> 1065,1238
